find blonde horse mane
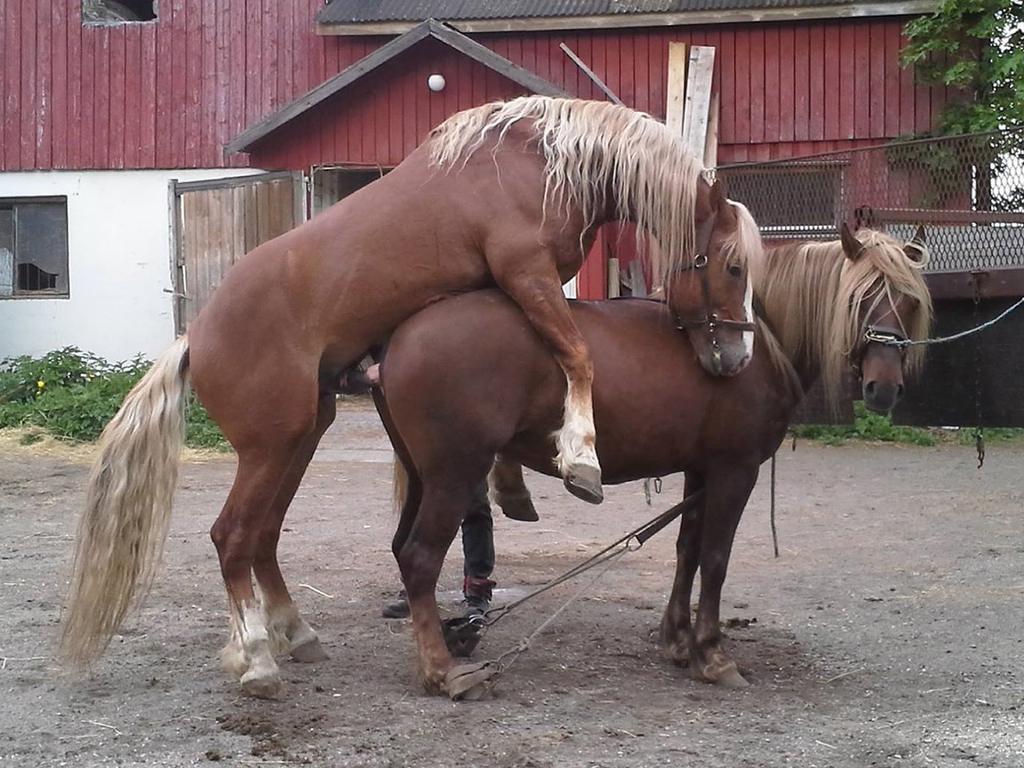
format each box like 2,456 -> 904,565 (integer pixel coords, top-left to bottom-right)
757,229 -> 933,411
428,96 -> 759,292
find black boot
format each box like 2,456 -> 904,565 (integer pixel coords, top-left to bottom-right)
462,576 -> 495,619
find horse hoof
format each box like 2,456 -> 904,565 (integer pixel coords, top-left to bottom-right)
290,637 -> 329,663
699,660 -> 749,689
220,643 -> 249,677
240,669 -> 283,699
563,465 -> 603,505
662,641 -> 690,667
444,661 -> 496,701
496,494 -> 540,522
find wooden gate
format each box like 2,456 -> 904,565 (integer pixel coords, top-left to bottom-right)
169,171 -> 305,335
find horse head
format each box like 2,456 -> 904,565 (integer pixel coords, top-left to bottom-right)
840,223 -> 931,413
668,181 -> 761,377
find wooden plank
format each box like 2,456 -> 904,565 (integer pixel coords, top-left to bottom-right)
854,23 -> 872,139
124,25 -> 141,168
884,21 -> 902,137
231,184 -> 246,265
200,0 -> 217,167
749,30 -> 765,144
869,22 -> 886,137
665,42 -> 688,136
704,91 -> 720,168
181,191 -> 199,326
824,25 -> 840,141
607,257 -> 620,299
898,27 -> 916,136
628,260 -> 647,297
171,0 -> 188,166
560,42 -> 622,104
808,24 -> 825,141
184,0 -> 202,166
682,46 -> 715,160
618,33 -> 635,108
793,26 -> 810,142
243,182 -> 259,254
19,0 -> 36,168
733,30 -> 750,144
229,0 -> 247,157
50,2 -> 68,168
35,0 -> 51,168
109,26 -> 126,169
778,27 -> 795,143
763,27 -> 780,143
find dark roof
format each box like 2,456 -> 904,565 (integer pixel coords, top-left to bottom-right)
226,20 -> 566,154
318,0 -> 926,24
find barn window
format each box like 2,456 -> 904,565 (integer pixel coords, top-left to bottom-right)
724,162 -> 846,241
0,198 -> 70,299
82,0 -> 157,24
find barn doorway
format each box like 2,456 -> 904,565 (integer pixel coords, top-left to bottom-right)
311,166 -> 388,216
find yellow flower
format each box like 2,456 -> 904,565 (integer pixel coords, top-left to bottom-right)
36,380 -> 46,390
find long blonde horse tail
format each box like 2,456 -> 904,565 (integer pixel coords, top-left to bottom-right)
60,335 -> 192,666
392,454 -> 409,513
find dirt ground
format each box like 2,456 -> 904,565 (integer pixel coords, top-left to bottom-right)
1,400 -> 1022,767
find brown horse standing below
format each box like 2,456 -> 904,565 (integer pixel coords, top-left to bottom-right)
374,225 -> 932,698
60,96 -> 761,698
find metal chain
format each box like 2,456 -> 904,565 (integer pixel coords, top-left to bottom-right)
972,275 -> 986,469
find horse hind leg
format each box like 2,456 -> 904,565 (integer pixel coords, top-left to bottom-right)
251,392 -> 337,665
488,456 -> 539,522
487,260 -> 602,504
211,442 -> 303,697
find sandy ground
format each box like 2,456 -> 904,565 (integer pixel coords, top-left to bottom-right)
1,400 -> 1022,767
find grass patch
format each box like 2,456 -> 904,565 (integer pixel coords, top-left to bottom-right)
0,347 -> 228,449
793,402 -> 1024,446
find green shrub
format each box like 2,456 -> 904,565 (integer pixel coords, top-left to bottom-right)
0,347 -> 228,449
792,402 -> 936,446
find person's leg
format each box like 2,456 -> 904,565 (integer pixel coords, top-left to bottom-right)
461,481 -> 495,614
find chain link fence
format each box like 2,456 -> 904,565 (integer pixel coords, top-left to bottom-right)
717,129 -> 1024,273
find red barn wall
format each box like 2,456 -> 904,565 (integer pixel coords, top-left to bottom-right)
1,0 -> 950,172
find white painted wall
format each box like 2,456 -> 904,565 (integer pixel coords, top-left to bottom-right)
0,168 -> 263,362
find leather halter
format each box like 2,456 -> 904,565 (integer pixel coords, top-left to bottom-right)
852,323 -> 908,374
670,211 -> 757,357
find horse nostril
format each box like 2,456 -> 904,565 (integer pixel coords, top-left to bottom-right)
896,383 -> 905,399
865,380 -> 876,397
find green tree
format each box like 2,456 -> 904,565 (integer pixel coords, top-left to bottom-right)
902,0 -> 1024,133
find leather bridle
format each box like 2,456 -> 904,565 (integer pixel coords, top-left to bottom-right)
670,211 -> 757,360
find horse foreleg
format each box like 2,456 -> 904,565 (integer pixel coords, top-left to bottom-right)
489,265 -> 602,504
690,465 -> 759,689
211,440 -> 306,698
488,456 -> 539,522
660,473 -> 705,666
252,393 -> 337,664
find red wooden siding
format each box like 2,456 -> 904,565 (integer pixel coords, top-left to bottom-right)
0,2 -> 949,172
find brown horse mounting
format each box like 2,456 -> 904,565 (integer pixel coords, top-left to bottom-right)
60,96 -> 761,699
375,225 -> 932,698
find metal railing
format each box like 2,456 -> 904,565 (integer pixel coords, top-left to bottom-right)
717,129 -> 1024,274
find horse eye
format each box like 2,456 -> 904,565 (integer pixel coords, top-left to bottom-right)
728,264 -> 743,278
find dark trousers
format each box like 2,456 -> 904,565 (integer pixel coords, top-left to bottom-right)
461,481 -> 494,581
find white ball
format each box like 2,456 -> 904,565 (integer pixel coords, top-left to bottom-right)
427,74 -> 446,92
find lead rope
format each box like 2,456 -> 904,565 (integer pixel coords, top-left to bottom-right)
770,451 -> 780,558
470,491 -> 705,684
971,273 -> 986,469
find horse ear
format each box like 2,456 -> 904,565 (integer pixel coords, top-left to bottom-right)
840,223 -> 862,260
904,225 -> 927,262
